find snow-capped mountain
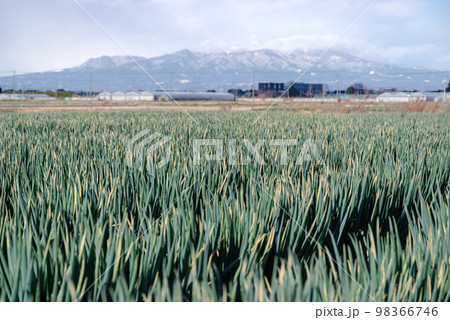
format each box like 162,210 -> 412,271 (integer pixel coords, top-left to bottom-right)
0,49 -> 442,92
74,55 -> 147,70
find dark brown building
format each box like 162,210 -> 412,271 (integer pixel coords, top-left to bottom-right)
258,83 -> 286,97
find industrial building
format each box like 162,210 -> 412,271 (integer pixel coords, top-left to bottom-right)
257,82 -> 324,97
153,91 -> 235,102
376,92 -> 426,103
289,82 -> 324,97
138,91 -> 154,101
258,83 -> 285,97
97,91 -> 155,101
97,91 -> 233,102
0,93 -> 54,100
227,89 -> 245,97
111,91 -> 126,101
419,92 -> 450,102
125,91 -> 139,101
97,91 -> 111,100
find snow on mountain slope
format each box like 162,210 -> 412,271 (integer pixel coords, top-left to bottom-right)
74,55 -> 146,70
0,49 -> 441,91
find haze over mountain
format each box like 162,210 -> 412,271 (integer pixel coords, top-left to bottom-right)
0,49 -> 443,92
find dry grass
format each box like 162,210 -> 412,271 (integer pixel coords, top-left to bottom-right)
0,99 -> 448,114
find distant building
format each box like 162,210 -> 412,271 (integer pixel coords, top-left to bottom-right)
138,91 -> 154,101
111,91 -> 126,101
243,90 -> 256,98
422,92 -> 448,102
24,94 -> 54,100
98,91 -> 154,101
153,91 -> 235,102
411,92 -> 427,102
227,89 -> 245,97
376,92 -> 426,103
125,91 -> 139,101
0,94 -> 13,100
288,82 -> 324,97
97,91 -> 111,101
0,93 -> 53,100
258,83 -> 285,97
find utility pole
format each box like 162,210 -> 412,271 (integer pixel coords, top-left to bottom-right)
13,71 -> 16,100
89,72 -> 93,100
169,71 -> 173,92
336,70 -> 339,99
55,75 -> 58,100
252,71 -> 255,103
444,71 -> 447,103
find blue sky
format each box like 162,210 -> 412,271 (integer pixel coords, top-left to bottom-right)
0,0 -> 449,73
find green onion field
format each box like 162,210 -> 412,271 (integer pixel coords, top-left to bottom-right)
0,111 -> 448,301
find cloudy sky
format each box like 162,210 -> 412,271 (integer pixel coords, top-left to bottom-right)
1,0 -> 449,74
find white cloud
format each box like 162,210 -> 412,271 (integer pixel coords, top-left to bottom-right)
0,0 -> 448,72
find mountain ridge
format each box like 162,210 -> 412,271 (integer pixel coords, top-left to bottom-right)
0,48 -> 442,92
